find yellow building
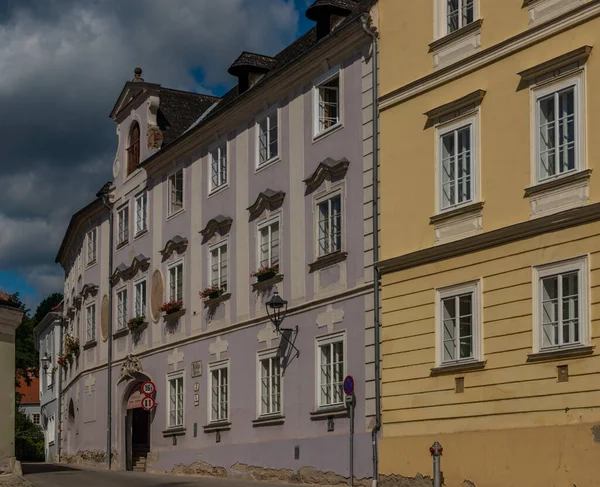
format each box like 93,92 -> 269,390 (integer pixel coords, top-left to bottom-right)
377,1 -> 600,486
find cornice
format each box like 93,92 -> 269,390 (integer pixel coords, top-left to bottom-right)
247,189 -> 286,220
159,235 -> 188,262
424,90 -> 486,124
200,215 -> 233,243
517,45 -> 592,82
378,201 -> 600,275
111,255 -> 150,285
380,1 -> 600,111
303,158 -> 350,192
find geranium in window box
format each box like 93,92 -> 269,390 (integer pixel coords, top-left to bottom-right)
200,286 -> 225,301
160,300 -> 184,315
251,265 -> 279,282
65,334 -> 80,358
127,315 -> 147,332
57,355 -> 68,370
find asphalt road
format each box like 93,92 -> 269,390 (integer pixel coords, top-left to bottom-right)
22,464 -> 283,487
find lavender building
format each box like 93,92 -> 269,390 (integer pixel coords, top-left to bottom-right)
54,0 -> 379,480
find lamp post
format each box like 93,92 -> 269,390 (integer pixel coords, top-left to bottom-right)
265,292 -> 288,331
41,353 -> 50,373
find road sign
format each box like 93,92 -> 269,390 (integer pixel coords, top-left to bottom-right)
141,381 -> 156,396
141,396 -> 156,411
343,375 -> 354,396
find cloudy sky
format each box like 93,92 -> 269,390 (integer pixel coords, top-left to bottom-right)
0,0 -> 313,310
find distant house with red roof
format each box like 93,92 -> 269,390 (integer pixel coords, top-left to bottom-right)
16,374 -> 41,426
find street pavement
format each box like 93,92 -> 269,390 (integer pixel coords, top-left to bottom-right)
22,464 -> 288,487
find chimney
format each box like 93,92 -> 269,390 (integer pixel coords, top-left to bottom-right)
228,52 -> 278,94
306,0 -> 357,41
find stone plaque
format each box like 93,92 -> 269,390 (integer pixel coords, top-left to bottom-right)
100,294 -> 109,342
150,269 -> 164,323
194,394 -> 199,406
191,361 -> 202,378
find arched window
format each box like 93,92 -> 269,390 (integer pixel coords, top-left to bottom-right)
127,121 -> 140,176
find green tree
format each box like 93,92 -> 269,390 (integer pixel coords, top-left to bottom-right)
34,292 -> 63,324
14,399 -> 44,461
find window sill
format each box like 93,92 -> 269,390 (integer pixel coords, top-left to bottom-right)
133,229 -> 149,241
86,260 -> 97,269
527,345 -> 594,363
429,19 -> 484,52
48,441 -> 55,447
113,328 -> 129,340
430,201 -> 484,224
208,184 -> 229,199
203,421 -> 231,433
203,293 -> 231,309
309,405 -> 348,421
116,241 -> 129,251
166,208 -> 185,221
252,415 -> 285,427
430,201 -> 484,245
252,274 -> 284,293
83,340 -> 97,351
312,123 -> 343,144
524,169 -> 591,197
255,156 -> 281,174
525,169 -> 591,218
162,427 -> 186,438
163,309 -> 186,323
309,251 -> 347,273
430,360 -> 486,376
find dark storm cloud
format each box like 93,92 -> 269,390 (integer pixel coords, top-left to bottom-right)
0,0 -> 300,299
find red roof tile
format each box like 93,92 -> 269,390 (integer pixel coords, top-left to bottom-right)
16,376 -> 40,405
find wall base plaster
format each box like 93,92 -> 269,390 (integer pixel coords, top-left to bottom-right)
61,450 -> 114,469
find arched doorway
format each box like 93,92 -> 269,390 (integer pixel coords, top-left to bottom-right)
123,380 -> 152,471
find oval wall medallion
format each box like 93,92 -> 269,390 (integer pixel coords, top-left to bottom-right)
150,269 -> 164,323
112,159 -> 120,179
100,294 -> 109,342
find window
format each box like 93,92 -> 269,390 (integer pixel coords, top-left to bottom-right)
317,195 -> 342,257
167,372 -> 184,428
127,121 -> 140,176
209,241 -> 228,292
168,169 -> 184,216
258,351 -> 281,416
534,257 -> 588,352
436,281 -> 481,366
116,289 -> 128,330
210,142 -> 227,192
86,229 -> 97,265
439,123 -> 473,210
47,415 -> 56,445
209,361 -> 229,422
135,192 -> 148,235
168,261 -> 183,302
86,304 -> 96,342
43,333 -> 53,388
31,413 -> 40,425
536,83 -> 579,182
117,205 -> 129,246
315,71 -> 340,136
258,217 -> 280,268
317,334 -> 344,407
447,0 -> 474,34
258,111 -> 278,166
134,279 -> 147,318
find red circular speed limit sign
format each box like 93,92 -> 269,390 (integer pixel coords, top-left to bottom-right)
141,396 -> 156,411
141,381 -> 156,396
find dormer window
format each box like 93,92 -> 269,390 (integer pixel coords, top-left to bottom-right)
228,52 -> 278,95
127,121 -> 140,176
306,0 -> 355,41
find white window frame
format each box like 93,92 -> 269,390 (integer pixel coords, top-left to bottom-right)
208,240 -> 228,292
530,71 -> 585,186
257,215 -> 281,269
313,66 -> 342,139
434,0 -> 478,39
208,360 -> 229,423
532,256 -> 589,354
116,287 -> 128,330
47,414 -> 56,445
315,332 -> 346,409
117,204 -> 129,246
134,278 -> 147,318
86,303 -> 96,343
45,333 -> 54,388
86,229 -> 97,266
209,140 -> 228,194
134,191 -> 148,236
315,189 -> 344,259
435,280 -> 482,367
166,370 -> 184,429
167,260 -> 184,302
435,112 -> 480,214
257,348 -> 283,417
256,108 -> 280,169
168,168 -> 184,217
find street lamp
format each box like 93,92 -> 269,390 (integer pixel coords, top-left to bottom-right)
41,353 -> 51,372
265,292 -> 288,331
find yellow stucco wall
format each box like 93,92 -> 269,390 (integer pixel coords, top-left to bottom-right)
0,333 -> 16,463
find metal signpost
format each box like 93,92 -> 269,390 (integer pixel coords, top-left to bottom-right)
344,375 -> 355,487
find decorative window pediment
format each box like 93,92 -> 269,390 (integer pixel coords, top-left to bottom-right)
200,215 -> 233,244
424,89 -> 486,127
517,45 -> 592,89
160,235 -> 188,262
303,157 -> 350,193
247,189 -> 285,221
111,255 -> 151,284
79,284 -> 99,302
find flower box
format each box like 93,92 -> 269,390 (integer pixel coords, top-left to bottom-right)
160,300 -> 184,315
252,265 -> 279,282
200,286 -> 225,301
127,315 -> 147,332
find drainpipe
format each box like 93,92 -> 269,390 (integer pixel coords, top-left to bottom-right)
99,186 -> 114,470
360,13 -> 380,487
57,317 -> 64,462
